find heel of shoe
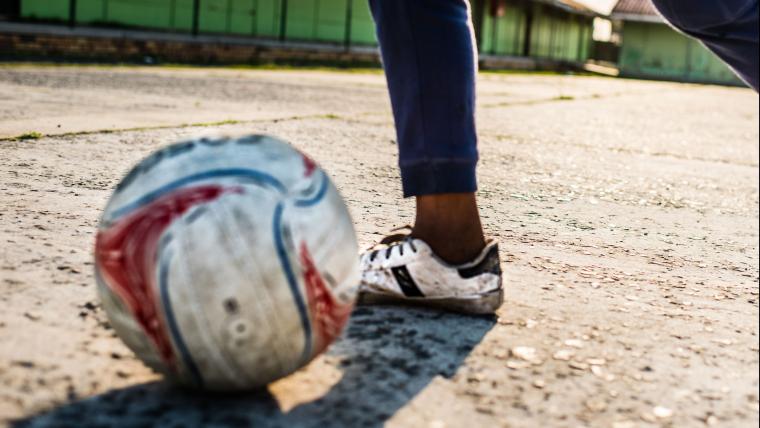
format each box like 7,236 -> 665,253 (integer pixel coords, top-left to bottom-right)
440,288 -> 503,315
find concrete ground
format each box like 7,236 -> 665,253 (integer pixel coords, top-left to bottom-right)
0,65 -> 757,428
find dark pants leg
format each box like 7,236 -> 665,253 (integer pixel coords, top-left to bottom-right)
369,0 -> 479,197
651,0 -> 759,90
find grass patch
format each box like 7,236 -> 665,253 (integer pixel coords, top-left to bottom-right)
220,63 -> 383,74
0,61 -> 123,70
187,119 -> 244,127
555,95 -> 575,101
481,69 -> 595,77
0,113 -> 347,142
0,61 -> 383,74
15,131 -> 44,141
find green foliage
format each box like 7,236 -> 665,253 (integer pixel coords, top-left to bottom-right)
15,131 -> 43,141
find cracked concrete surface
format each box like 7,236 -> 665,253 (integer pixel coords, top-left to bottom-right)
0,65 -> 758,427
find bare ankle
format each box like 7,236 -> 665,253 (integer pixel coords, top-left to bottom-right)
411,193 -> 486,264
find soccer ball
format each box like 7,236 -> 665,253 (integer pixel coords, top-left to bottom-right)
94,135 -> 360,390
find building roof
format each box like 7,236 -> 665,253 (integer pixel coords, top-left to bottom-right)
557,0 -> 597,13
574,0 -> 618,15
535,0 -> 600,17
611,0 -> 664,22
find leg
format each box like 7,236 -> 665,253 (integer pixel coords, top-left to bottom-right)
413,193 -> 485,265
651,0 -> 759,90
359,0 -> 502,314
369,0 -> 485,264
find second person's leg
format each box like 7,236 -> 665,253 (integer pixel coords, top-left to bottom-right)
651,0 -> 758,90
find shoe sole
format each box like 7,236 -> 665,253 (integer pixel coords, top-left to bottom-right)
356,288 -> 504,315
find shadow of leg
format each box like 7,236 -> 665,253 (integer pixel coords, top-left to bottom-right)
14,306 -> 494,428
280,306 -> 495,426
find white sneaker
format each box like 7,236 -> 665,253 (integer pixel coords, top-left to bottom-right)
358,230 -> 503,314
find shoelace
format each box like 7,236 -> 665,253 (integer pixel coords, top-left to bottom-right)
367,225 -> 418,261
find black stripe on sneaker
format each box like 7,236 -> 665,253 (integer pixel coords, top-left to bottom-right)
458,244 -> 501,279
391,266 -> 424,297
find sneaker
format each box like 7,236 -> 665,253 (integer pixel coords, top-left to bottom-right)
358,228 -> 504,314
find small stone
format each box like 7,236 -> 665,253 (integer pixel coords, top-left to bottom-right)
492,348 -> 509,359
553,349 -> 575,361
511,346 -> 541,364
640,412 -> 657,423
591,365 -> 605,377
23,312 -> 41,321
586,358 -> 606,366
506,359 -> 532,370
569,361 -> 589,371
497,317 -> 514,325
585,397 -> 607,412
533,379 -> 546,389
653,406 -> 673,419
564,339 -> 584,348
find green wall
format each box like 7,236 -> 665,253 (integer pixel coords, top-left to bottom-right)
479,1 -> 592,62
22,0 -> 69,20
20,0 -> 595,62
480,3 -> 525,56
20,0 -> 376,44
619,21 -> 741,85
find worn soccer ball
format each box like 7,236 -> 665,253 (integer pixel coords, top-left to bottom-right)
95,134 -> 359,390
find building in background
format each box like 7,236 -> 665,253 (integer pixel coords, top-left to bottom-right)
18,0 -> 377,46
475,0 -> 595,63
611,0 -> 741,86
15,0 -> 595,65
1,0 -> 747,87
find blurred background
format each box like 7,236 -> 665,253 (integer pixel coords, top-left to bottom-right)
0,0 -> 746,87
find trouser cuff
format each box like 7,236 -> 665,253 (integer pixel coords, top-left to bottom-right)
400,160 -> 478,197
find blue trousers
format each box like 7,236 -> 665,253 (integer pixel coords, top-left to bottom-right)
369,0 -> 759,197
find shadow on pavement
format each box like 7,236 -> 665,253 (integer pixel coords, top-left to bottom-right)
14,306 -> 495,428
